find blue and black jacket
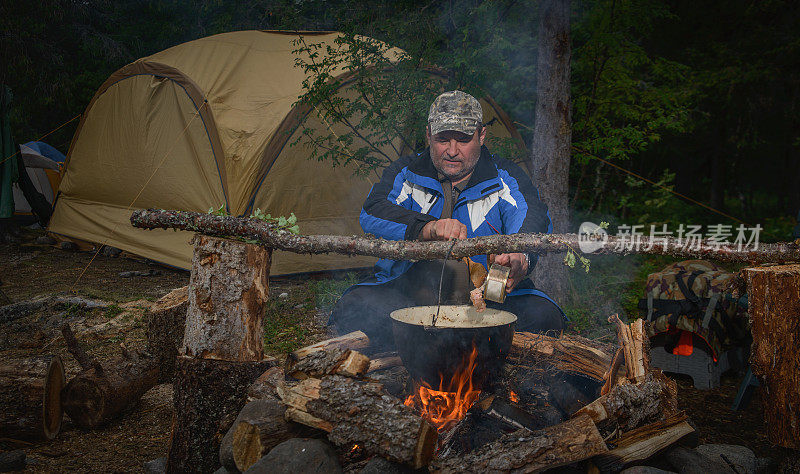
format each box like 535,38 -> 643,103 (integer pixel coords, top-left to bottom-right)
357,145 -> 563,311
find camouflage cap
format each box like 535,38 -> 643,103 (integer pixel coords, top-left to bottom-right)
428,90 -> 483,136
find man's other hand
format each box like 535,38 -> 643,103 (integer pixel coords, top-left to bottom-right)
420,219 -> 468,241
490,253 -> 529,291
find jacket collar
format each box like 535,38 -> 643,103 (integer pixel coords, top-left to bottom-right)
406,146 -> 499,194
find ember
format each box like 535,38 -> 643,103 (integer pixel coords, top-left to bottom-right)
509,390 -> 519,403
404,344 -> 481,432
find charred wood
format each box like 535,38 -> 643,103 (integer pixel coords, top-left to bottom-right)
0,355 -> 65,440
130,209 -> 800,264
277,375 -> 438,469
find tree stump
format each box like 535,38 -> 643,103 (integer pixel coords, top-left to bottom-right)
145,285 -> 188,382
166,235 -> 273,473
744,264 -> 800,449
0,355 -> 65,440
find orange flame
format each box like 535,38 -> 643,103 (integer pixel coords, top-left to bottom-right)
404,344 -> 481,432
509,390 -> 519,403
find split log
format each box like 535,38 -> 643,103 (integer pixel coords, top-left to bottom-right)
367,353 -> 403,373
511,332 -> 615,382
277,375 -> 438,469
432,414 -> 607,473
608,315 -> 648,383
246,366 -> 284,401
285,331 -> 370,373
131,209 -> 800,264
592,413 -> 697,471
744,264 -> 800,449
60,324 -> 161,429
167,235 -> 272,474
0,355 -> 65,440
286,347 -> 370,380
228,398 -> 319,472
574,370 -> 678,432
145,285 -> 188,382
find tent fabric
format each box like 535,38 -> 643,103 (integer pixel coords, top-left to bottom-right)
22,141 -> 66,164
48,30 -> 526,274
14,143 -> 62,214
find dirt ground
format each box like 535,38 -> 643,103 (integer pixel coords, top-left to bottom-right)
0,230 -> 796,471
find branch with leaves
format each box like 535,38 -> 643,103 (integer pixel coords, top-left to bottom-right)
130,209 -> 800,264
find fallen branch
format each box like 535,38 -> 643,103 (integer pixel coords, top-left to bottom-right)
1,295 -> 109,324
130,209 -> 800,263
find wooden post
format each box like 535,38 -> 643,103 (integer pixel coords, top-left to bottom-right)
744,264 -> 800,449
166,235 -> 274,473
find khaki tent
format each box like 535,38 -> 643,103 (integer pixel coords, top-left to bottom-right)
49,30 -> 525,274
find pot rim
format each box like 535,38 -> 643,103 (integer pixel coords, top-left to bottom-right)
390,305 -> 517,329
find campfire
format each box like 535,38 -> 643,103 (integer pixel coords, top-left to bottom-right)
403,344 -> 481,432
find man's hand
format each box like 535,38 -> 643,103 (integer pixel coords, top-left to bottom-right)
490,253 -> 529,292
420,219 -> 468,241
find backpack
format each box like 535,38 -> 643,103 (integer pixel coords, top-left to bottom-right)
638,260 -> 749,359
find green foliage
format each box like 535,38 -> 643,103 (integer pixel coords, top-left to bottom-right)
207,205 -> 228,216
250,209 -> 300,235
311,272 -> 360,311
103,304 -> 124,319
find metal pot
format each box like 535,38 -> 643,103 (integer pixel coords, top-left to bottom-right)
390,305 -> 517,390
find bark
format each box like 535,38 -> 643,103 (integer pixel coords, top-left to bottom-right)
145,285 -> 188,382
167,235 -> 274,473
367,353 -> 403,373
432,414 -> 606,473
530,0 -> 573,305
0,355 -> 65,440
130,210 -> 800,264
744,264 -> 800,449
286,348 -> 370,380
285,331 -> 370,373
510,332 -> 615,382
592,413 -> 697,471
246,366 -> 285,401
573,370 -> 678,432
609,315 -> 648,383
277,375 -> 438,469
182,235 -> 270,361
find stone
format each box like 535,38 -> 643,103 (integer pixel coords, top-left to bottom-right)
100,245 -> 122,257
696,444 -> 757,474
245,438 -> 342,474
359,456 -> 416,474
142,456 -> 167,474
59,241 -> 78,251
0,450 -> 26,472
35,235 -> 56,245
664,446 -> 735,474
278,292 -> 289,299
620,467 -> 676,474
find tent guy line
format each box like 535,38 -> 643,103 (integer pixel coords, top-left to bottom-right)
0,114 -> 81,168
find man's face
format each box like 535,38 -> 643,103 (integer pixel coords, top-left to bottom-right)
427,126 -> 486,184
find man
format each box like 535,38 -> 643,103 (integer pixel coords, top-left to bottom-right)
330,90 -> 564,349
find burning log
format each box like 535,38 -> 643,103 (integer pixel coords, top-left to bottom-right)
60,324 -> 161,429
130,209 -> 800,264
511,332 -> 615,382
277,375 -> 438,469
167,235 -> 274,473
744,264 -> 800,449
0,355 -> 65,440
286,347 -> 370,380
592,413 -> 697,471
144,285 -> 188,383
285,331 -> 370,374
432,414 -> 607,473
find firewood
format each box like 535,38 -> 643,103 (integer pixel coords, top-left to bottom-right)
432,414 -> 607,473
167,235 -> 272,474
286,347 -> 370,380
0,355 -> 65,440
277,375 -> 437,469
229,398 -> 319,472
601,348 -> 625,396
608,315 -> 647,383
511,332 -> 614,381
592,413 -> 697,471
285,331 -> 370,373
744,264 -> 800,449
367,353 -> 403,373
574,370 -> 677,432
145,285 -> 188,382
131,209 -> 800,264
246,366 -> 284,401
60,324 -> 162,429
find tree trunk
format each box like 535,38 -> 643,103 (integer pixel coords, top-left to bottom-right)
0,355 -> 65,440
145,285 -> 188,383
744,264 -> 800,449
166,235 -> 273,473
531,0 -> 573,305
